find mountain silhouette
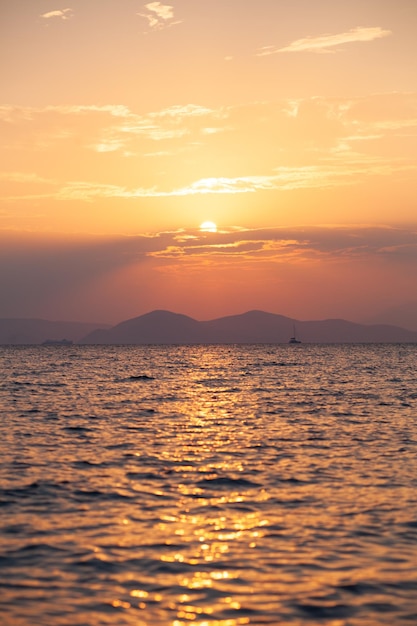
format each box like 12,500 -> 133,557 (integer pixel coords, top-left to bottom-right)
79,309 -> 417,344
80,310 -> 202,345
2,310 -> 417,345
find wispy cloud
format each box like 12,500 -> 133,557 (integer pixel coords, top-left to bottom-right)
0,102 -> 227,157
146,225 -> 417,265
26,225 -> 417,262
2,225 -> 416,266
2,94 -> 416,203
6,160 -> 409,204
32,170 -> 353,202
149,104 -> 220,119
158,162 -> 412,196
40,8 -> 73,21
0,172 -> 54,184
138,2 -> 181,32
257,26 -> 391,56
1,225 -> 416,321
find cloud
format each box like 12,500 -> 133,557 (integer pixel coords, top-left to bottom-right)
149,104 -> 220,119
0,102 -> 229,161
0,104 -> 131,125
1,225 -> 416,321
138,2 -> 182,32
1,94 -> 416,204
4,158 -> 414,204
2,226 -> 415,273
89,138 -> 127,153
146,1 -> 173,21
257,26 -> 391,56
0,172 -> 54,184
144,225 -> 417,270
40,8 -> 73,21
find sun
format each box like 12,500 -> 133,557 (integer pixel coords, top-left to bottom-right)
200,221 -> 217,232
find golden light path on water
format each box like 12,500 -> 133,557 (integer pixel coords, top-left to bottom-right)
1,344 -> 417,625
117,355 -> 271,625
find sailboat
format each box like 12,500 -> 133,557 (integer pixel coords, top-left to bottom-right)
288,324 -> 301,344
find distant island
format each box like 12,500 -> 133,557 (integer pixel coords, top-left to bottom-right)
1,310 -> 417,345
0,319 -> 110,345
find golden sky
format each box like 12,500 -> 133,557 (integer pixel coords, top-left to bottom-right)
1,1 -> 417,323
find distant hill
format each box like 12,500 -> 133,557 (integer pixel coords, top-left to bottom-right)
79,309 -> 417,344
0,318 -> 110,345
364,301 -> 417,332
80,310 -> 202,345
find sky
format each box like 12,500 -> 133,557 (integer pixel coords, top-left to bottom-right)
1,0 -> 417,324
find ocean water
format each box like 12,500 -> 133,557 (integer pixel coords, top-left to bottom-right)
0,344 -> 416,626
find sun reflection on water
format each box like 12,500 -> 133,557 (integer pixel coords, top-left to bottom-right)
129,353 -> 273,624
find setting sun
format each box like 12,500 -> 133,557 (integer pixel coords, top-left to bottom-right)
200,221 -> 218,233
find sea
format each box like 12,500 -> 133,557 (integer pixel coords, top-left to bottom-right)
0,344 -> 416,626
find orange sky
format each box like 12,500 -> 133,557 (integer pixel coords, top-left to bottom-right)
1,1 -> 417,324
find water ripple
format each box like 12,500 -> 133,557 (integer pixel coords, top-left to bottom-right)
1,344 -> 417,625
